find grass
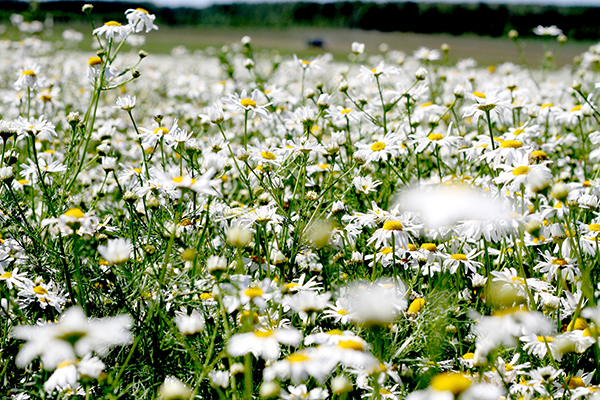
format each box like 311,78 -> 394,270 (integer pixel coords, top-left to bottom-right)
2,21 -> 594,66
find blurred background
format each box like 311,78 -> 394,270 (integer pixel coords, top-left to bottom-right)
2,0 -> 600,65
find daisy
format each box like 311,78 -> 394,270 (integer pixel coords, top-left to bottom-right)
115,95 -> 136,111
344,279 -> 407,325
414,123 -> 459,154
227,328 -> 302,360
97,238 -> 131,266
125,8 -> 158,33
352,176 -> 382,194
281,384 -> 328,400
414,47 -> 441,61
263,347 -> 336,384
462,91 -> 511,120
534,251 -> 578,282
494,152 -> 552,193
521,334 -> 561,360
354,134 -> 401,162
14,115 -> 57,141
533,25 -> 563,36
440,249 -> 482,275
43,354 -> 104,393
368,219 -> 413,250
222,89 -> 271,120
11,306 -> 132,369
93,21 -> 132,40
356,61 -> 399,82
14,66 -> 42,91
0,266 -> 29,290
322,300 -> 352,324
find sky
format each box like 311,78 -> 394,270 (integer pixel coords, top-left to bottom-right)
120,0 -> 600,8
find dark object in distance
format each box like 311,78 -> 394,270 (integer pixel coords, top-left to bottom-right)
307,38 -> 324,48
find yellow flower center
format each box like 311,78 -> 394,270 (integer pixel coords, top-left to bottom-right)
430,372 -> 472,395
408,243 -> 417,251
240,98 -> 256,108
462,352 -> 475,359
571,105 -> 582,112
583,327 -> 600,337
0,271 -> 12,279
261,151 -> 276,160
512,166 -> 530,176
450,253 -> 468,261
105,21 -> 122,26
22,70 -> 36,76
511,276 -> 525,285
172,176 -> 197,185
337,309 -> 348,315
57,360 -> 76,369
531,150 -> 547,159
566,377 -> 585,389
338,340 -> 364,351
552,258 -> 568,266
327,329 -> 344,335
382,221 -> 403,231
420,243 -> 437,252
244,287 -> 263,299
472,91 -> 486,99
136,8 -> 149,13
408,298 -> 425,314
341,108 -> 352,115
501,140 -> 522,149
63,208 -> 84,219
567,318 -> 588,331
200,292 -> 212,300
537,335 -> 554,342
380,247 -> 393,254
589,224 -> 600,232
88,57 -> 102,66
421,102 -> 433,108
428,133 -> 444,141
33,286 -> 49,295
371,68 -> 377,73
370,141 -> 386,151
287,353 -> 309,363
154,127 -> 169,135
254,330 -> 274,338
541,103 -> 553,108
380,389 -> 391,395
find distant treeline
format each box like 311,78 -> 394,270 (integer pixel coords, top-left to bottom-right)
2,0 -> 600,40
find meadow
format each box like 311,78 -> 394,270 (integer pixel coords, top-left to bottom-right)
2,6 -> 600,400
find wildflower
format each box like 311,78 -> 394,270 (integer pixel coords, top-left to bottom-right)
158,377 -> 192,400
227,328 -> 302,359
351,42 -> 365,55
14,67 -> 42,91
43,354 -> 104,393
355,134 -> 400,162
352,176 -> 382,194
174,309 -> 205,335
533,25 -> 563,36
441,249 -> 482,275
98,238 -> 131,266
11,306 -> 133,369
93,21 -> 132,40
462,91 -> 511,120
115,95 -> 136,111
344,279 -> 407,325
222,89 -> 271,120
125,8 -> 158,33
14,115 -> 57,141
